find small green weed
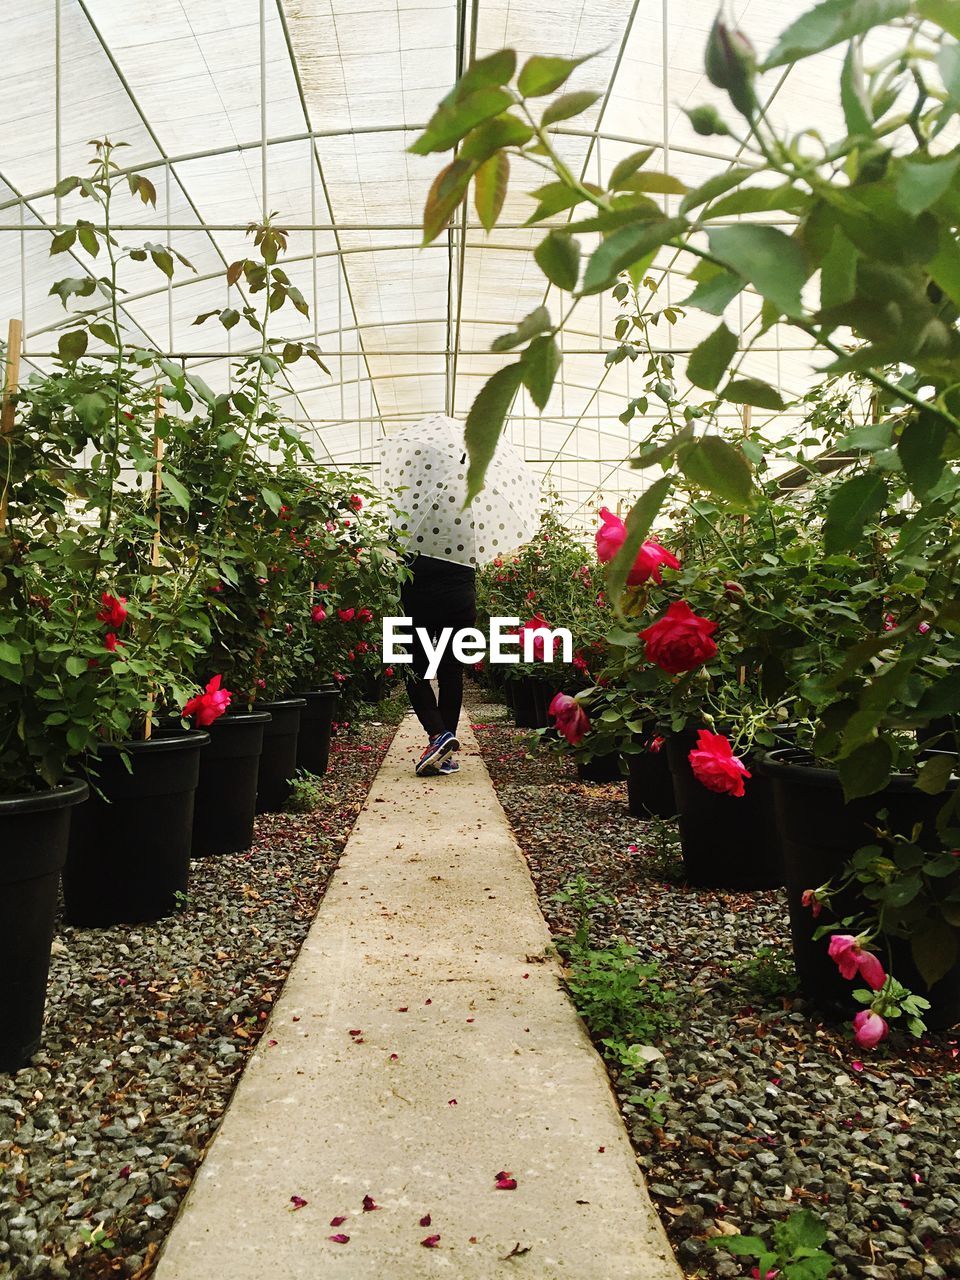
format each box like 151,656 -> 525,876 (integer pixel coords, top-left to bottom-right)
549,874 -> 615,955
284,770 -> 326,814
731,945 -> 800,1000
712,1208 -> 835,1278
565,939 -> 677,1045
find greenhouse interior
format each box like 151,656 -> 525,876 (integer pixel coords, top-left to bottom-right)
2,0 -> 960,1277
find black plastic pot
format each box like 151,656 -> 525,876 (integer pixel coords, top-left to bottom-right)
625,745 -> 676,819
64,733 -> 209,927
577,752 -> 622,784
192,713 -> 271,857
0,778 -> 89,1072
762,748 -> 960,1028
512,676 -> 550,729
295,688 -> 339,776
665,731 -> 782,890
253,698 -> 306,813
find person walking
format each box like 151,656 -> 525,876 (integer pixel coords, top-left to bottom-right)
401,552 -> 476,776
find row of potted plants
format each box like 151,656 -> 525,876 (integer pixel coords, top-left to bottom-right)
417,1 -> 960,1051
0,143 -> 407,1072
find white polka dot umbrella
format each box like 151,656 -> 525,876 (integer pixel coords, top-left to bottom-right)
380,413 -> 540,567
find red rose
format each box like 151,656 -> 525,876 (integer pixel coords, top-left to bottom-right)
688,730 -> 750,798
103,632 -> 123,653
338,608 -> 355,622
638,600 -> 718,674
348,494 -> 363,511
96,592 -> 127,629
628,539 -> 680,586
311,605 -> 327,623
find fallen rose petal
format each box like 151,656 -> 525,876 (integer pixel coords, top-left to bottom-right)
268,1039 -> 278,1047
348,1029 -> 362,1037
290,1196 -> 308,1210
362,1195 -> 379,1212
389,1053 -> 399,1061
328,1234 -> 350,1244
448,1098 -> 457,1106
420,1214 -> 431,1227
495,1177 -> 518,1190
421,1235 -> 441,1248
851,1060 -> 864,1072
329,1215 -> 346,1227
119,1165 -> 131,1180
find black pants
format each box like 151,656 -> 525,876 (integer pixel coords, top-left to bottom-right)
401,576 -> 476,739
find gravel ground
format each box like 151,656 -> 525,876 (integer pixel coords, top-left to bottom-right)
0,719 -> 396,1280
467,685 -> 960,1280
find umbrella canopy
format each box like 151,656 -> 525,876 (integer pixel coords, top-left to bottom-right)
380,414 -> 540,568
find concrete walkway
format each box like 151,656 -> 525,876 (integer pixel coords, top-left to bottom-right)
154,715 -> 682,1280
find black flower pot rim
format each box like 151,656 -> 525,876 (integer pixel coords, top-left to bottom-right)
208,711 -> 272,727
0,776 -> 88,815
760,746 -> 958,791
93,732 -> 211,758
294,687 -> 340,698
247,697 -> 307,711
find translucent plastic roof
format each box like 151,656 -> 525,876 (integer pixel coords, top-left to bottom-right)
0,1 -> 904,526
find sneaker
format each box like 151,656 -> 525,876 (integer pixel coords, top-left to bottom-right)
438,756 -> 460,775
415,731 -> 460,777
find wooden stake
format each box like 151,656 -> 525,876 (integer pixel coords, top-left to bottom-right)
144,391 -> 165,741
738,403 -> 752,688
0,318 -> 23,534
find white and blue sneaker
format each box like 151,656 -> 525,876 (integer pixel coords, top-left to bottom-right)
415,731 -> 460,777
438,756 -> 460,776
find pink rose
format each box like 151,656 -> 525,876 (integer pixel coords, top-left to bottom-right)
688,730 -> 750,797
548,692 -> 590,746
595,507 -> 627,562
827,935 -> 886,991
852,1008 -> 889,1049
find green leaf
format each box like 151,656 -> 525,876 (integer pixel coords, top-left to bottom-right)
58,329 -> 88,363
65,655 -> 88,677
464,363 -> 524,502
928,231 -> 960,308
491,306 -> 552,352
915,671 -> 960,721
920,0 -> 960,39
608,149 -> 655,189
474,152 -> 510,231
764,0 -> 910,68
520,335 -> 560,409
161,472 -> 190,512
911,918 -> 959,988
823,471 -> 888,552
186,373 -> 216,406
0,642 -> 22,667
524,180 -> 597,224
677,435 -> 756,509
459,114 -> 534,164
708,1235 -> 768,1256
837,737 -> 892,800
708,225 -> 808,318
53,175 -> 79,198
837,421 -> 892,451
896,154 -> 960,216
625,171 -> 689,196
89,321 -> 118,347
938,40 -> 960,102
777,1209 -> 827,1253
581,217 -> 687,295
915,751 -> 955,796
443,49 -> 517,105
819,226 -> 858,310
534,231 -> 580,291
679,166 -> 755,215
682,264 -> 744,315
422,158 -> 474,245
74,392 -> 107,425
898,411 -> 947,494
606,475 -> 673,606
542,90 -> 601,126
76,222 -> 100,257
721,377 -> 786,410
686,321 -> 738,391
706,184 -> 804,219
50,227 -> 77,255
517,52 -> 594,98
840,39 -> 872,137
260,486 -> 282,515
411,87 -> 513,155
